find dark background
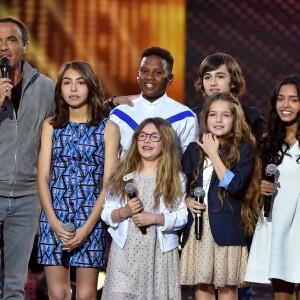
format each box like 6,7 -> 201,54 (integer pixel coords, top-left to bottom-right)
185,0 -> 300,117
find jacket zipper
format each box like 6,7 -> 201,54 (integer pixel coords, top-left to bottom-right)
9,69 -> 39,197
10,110 -> 19,197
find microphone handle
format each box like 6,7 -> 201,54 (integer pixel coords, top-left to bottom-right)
61,222 -> 75,264
1,66 -> 9,111
127,192 -> 147,235
264,174 -> 275,218
2,97 -> 7,111
195,211 -> 202,240
195,195 -> 203,240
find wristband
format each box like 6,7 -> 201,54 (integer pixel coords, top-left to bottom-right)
108,96 -> 117,109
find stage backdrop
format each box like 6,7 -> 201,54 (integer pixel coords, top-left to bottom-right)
1,0 -> 300,116
185,0 -> 300,117
0,0 -> 185,101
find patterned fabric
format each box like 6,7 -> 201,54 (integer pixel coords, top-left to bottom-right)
101,175 -> 181,300
180,209 -> 248,287
38,120 -> 107,267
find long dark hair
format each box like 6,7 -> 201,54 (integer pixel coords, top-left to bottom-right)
51,61 -> 108,128
260,74 -> 300,168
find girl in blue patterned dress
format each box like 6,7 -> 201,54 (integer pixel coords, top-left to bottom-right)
37,61 -> 111,299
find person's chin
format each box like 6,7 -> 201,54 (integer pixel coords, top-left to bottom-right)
212,131 -> 225,137
142,94 -> 160,101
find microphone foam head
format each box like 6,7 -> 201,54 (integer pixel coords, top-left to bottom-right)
63,222 -> 75,232
0,57 -> 10,67
194,186 -> 205,198
125,182 -> 135,194
266,164 -> 277,176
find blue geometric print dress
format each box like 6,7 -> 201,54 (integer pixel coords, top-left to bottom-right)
38,119 -> 107,268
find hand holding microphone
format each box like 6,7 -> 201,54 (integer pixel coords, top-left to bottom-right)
63,222 -> 76,233
263,164 -> 277,218
125,182 -> 147,235
62,221 -> 75,264
0,57 -> 11,110
194,187 -> 205,240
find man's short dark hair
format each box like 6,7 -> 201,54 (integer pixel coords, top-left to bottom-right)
0,17 -> 28,45
141,46 -> 174,72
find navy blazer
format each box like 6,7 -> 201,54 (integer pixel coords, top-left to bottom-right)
181,141 -> 254,247
242,104 -> 265,140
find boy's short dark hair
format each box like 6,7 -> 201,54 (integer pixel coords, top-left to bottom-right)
141,46 -> 174,72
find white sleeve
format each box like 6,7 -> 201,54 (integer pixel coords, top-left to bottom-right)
159,174 -> 188,231
101,194 -> 122,227
179,114 -> 199,154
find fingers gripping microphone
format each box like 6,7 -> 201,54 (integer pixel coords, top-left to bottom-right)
62,221 -> 75,264
0,57 -> 10,111
264,164 -> 277,218
194,187 -> 205,240
125,182 -> 137,199
125,182 -> 147,235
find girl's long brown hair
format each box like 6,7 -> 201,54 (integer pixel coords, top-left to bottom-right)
106,118 -> 183,209
193,93 -> 262,234
51,60 -> 108,128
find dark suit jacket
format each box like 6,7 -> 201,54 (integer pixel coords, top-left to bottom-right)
181,141 -> 255,247
242,104 -> 265,140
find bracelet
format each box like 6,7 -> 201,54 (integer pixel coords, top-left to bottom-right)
118,207 -> 124,222
154,214 -> 158,226
108,96 -> 117,109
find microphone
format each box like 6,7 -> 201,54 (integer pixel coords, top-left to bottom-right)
62,221 -> 75,264
125,182 -> 147,235
63,222 -> 75,233
194,186 -> 205,240
264,164 -> 277,218
0,57 -> 10,111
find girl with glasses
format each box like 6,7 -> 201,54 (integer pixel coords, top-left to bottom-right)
101,117 -> 188,300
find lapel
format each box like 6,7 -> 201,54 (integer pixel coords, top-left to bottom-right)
209,170 -> 218,188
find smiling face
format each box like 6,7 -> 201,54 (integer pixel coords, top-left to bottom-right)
137,123 -> 163,162
61,68 -> 89,109
203,64 -> 231,97
276,84 -> 300,124
0,21 -> 28,71
207,99 -> 234,137
137,55 -> 172,102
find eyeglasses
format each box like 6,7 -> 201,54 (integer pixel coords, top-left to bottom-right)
136,132 -> 161,142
